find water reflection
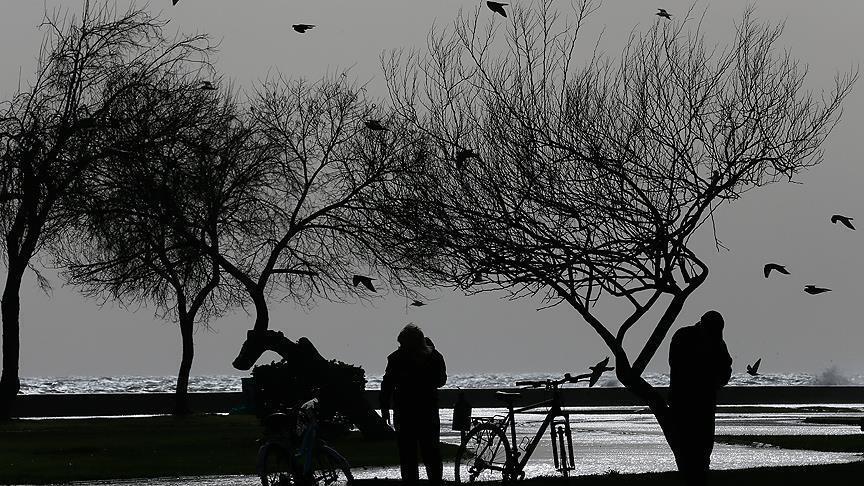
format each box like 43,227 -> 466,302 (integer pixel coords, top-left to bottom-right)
372,408 -> 862,480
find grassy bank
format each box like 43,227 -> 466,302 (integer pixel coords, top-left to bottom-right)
0,414 -> 457,484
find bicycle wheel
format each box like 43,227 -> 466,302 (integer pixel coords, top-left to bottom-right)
306,445 -> 353,485
258,443 -> 296,486
454,423 -> 514,483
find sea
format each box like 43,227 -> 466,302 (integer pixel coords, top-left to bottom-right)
18,368 -> 864,394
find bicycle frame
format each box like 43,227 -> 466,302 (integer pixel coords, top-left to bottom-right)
258,399 -> 322,478
457,372 -> 608,482
496,384 -> 575,476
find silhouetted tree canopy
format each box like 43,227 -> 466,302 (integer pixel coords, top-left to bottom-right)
54,71 -> 248,414
379,0 -> 856,462
58,77 -> 245,318
178,73 -> 428,345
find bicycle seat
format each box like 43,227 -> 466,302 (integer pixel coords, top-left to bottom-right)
494,391 -> 521,402
262,412 -> 296,430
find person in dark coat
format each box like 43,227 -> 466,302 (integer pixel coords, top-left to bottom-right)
668,310 -> 733,485
380,323 -> 447,486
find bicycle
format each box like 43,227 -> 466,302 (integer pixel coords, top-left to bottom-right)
257,397 -> 354,486
454,372 -> 597,483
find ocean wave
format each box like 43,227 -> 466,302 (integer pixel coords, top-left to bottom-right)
19,368 -> 863,395
810,366 -> 855,386
19,375 -> 244,395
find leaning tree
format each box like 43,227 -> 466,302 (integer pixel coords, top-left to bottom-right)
379,0 -> 856,471
55,76 -> 248,415
0,0 -> 211,418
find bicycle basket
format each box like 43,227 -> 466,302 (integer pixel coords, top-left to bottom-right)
262,409 -> 299,439
470,414 -> 507,428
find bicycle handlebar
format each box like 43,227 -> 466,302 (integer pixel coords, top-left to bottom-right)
515,380 -> 542,387
515,373 -> 590,388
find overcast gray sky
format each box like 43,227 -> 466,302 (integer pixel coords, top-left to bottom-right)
2,1 -> 863,378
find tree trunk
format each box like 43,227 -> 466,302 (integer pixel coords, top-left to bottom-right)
615,362 -> 679,452
617,364 -> 703,481
0,265 -> 25,420
250,290 -> 269,332
174,313 -> 195,416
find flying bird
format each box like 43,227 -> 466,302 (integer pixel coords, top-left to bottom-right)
804,285 -> 831,295
830,214 -> 855,230
410,300 -> 426,307
746,358 -> 761,376
487,2 -> 508,18
763,263 -> 790,278
656,8 -> 672,19
352,275 -> 376,292
455,148 -> 481,169
292,24 -> 315,33
588,357 -> 615,387
364,119 -> 388,131
198,81 -> 217,91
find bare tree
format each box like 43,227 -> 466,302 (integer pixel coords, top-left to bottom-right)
54,76 -> 245,415
176,73 -> 426,369
0,0 -> 211,418
380,0 -> 856,471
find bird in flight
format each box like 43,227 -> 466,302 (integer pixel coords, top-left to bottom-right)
455,148 -> 480,169
292,24 -> 315,33
198,81 -> 217,91
804,285 -> 831,295
656,8 -> 672,19
352,275 -> 376,292
410,300 -> 426,307
364,119 -> 388,131
831,214 -> 855,230
588,357 -> 615,387
763,263 -> 790,278
746,358 -> 761,376
487,2 -> 508,18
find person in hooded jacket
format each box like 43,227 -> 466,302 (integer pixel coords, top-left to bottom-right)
668,310 -> 733,485
380,323 -> 447,486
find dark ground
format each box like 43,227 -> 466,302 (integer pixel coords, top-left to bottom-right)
2,415 -> 863,485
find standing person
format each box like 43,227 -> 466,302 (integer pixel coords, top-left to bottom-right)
380,323 -> 447,486
668,310 -> 733,485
